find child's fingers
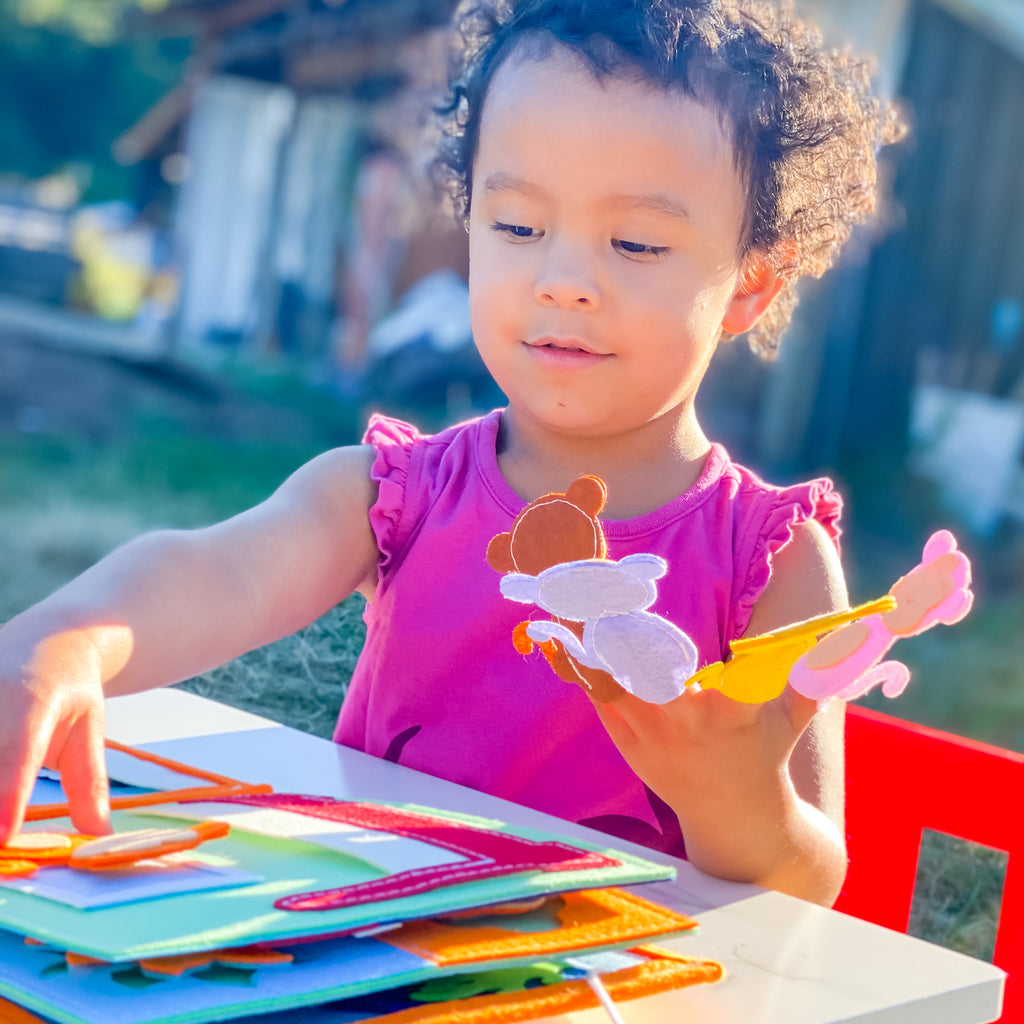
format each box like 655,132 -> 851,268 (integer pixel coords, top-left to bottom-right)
55,708 -> 111,837
779,684 -> 821,736
0,708 -> 53,845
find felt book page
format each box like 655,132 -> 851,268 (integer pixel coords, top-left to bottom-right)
0,799 -> 674,963
0,889 -> 711,1024
0,853 -> 262,910
140,801 -> 471,875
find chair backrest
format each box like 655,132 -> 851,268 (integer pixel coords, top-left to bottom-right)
835,705 -> 1022,1021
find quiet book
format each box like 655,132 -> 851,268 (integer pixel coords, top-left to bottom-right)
0,475 -> 974,1023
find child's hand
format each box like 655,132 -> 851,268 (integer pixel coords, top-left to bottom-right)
589,520 -> 849,905
0,625 -> 113,845
592,678 -> 817,816
0,444 -> 380,847
591,681 -> 844,904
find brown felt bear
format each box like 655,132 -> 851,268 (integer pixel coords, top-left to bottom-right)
486,476 -> 625,702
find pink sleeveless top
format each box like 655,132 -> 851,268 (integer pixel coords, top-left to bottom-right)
334,410 -> 841,859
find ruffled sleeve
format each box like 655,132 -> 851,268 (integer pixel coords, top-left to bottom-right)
362,414 -> 422,580
731,477 -> 843,641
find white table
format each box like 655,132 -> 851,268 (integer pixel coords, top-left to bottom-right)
104,688 -> 1005,1024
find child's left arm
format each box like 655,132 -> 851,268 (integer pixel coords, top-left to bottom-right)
591,519 -> 848,906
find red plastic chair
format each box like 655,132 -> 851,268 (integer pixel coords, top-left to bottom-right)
836,704 -> 1021,1021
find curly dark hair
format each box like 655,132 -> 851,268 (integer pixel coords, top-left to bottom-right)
434,0 -> 904,357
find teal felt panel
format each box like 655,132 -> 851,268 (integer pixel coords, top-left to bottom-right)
0,806 -> 673,962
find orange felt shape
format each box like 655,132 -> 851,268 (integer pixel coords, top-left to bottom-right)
67,820 -> 230,872
136,946 -> 294,978
382,887 -> 697,966
0,996 -> 50,1024
0,832 -> 78,865
488,476 -> 624,701
0,860 -> 39,878
485,477 -> 608,576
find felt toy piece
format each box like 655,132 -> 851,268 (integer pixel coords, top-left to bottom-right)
691,596 -> 897,705
26,739 -> 272,824
492,475 -> 974,710
789,529 -> 973,702
0,832 -> 84,868
0,860 -> 39,878
500,554 -> 699,705
67,821 -> 230,872
488,476 -> 624,703
486,476 -> 608,576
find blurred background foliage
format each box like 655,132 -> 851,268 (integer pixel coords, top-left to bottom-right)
0,0 -> 186,202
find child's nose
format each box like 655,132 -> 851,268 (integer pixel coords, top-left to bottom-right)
533,243 -> 601,310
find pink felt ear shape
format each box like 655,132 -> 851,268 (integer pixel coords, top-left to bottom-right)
789,530 -> 972,703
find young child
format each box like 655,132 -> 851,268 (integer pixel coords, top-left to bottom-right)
0,0 -> 901,907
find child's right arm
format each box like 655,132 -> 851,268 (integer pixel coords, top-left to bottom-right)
0,445 -> 379,845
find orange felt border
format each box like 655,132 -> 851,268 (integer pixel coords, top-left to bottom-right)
0,998 -> 48,1024
381,887 -> 697,966
360,956 -> 724,1024
25,739 -> 272,822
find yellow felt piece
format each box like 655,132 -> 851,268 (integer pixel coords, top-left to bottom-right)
695,595 -> 898,704
382,888 -> 697,966
360,956 -> 723,1023
728,596 -> 897,656
68,820 -> 230,872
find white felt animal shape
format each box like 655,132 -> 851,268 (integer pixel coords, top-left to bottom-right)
499,554 -> 699,705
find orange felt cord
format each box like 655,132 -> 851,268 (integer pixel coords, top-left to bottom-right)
25,739 -> 272,823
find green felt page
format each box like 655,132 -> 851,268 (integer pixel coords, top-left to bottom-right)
0,807 -> 673,962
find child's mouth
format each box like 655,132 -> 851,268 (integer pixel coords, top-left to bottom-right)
525,337 -> 609,363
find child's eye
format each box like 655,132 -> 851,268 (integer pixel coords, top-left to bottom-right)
614,239 -> 670,259
491,221 -> 542,241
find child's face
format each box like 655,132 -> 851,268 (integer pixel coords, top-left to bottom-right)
468,47 -> 754,442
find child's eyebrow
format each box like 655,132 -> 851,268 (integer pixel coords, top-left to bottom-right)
481,173 -> 689,222
612,193 -> 691,221
481,171 -> 542,199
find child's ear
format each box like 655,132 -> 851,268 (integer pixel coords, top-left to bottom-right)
720,258 -> 786,337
